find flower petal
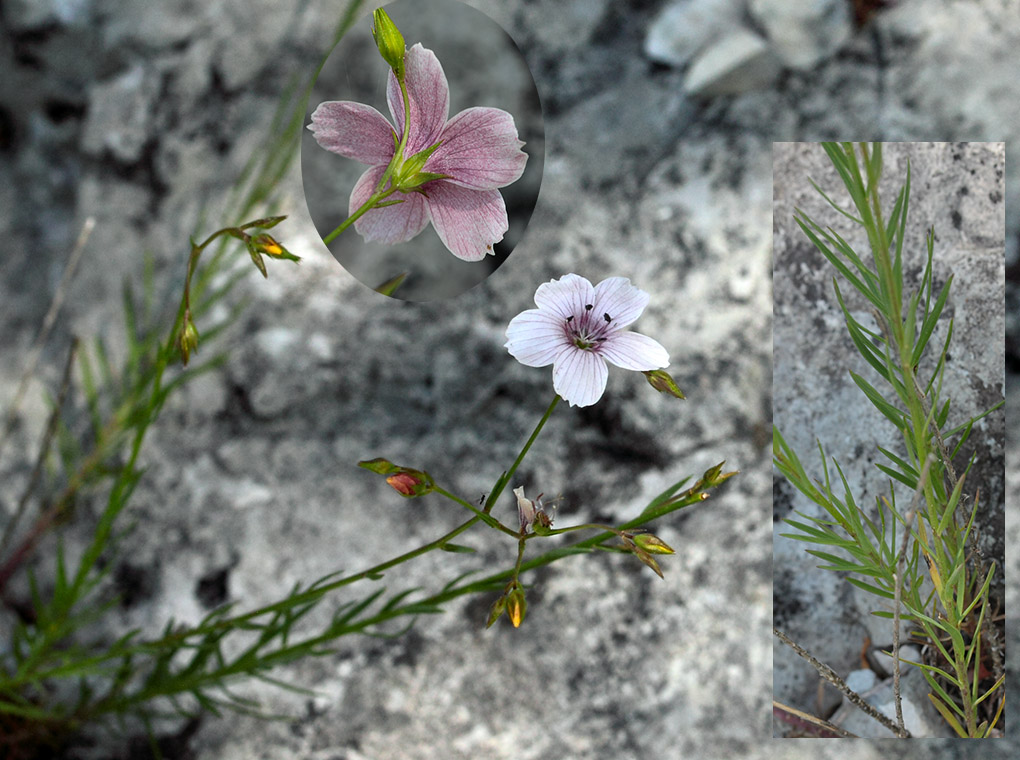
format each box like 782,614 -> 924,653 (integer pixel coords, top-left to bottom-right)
308,101 -> 396,166
505,308 -> 569,367
424,182 -> 507,261
427,107 -> 527,190
590,277 -> 650,330
533,274 -> 595,320
598,331 -> 670,371
349,165 -> 430,245
553,348 -> 609,408
388,43 -> 449,155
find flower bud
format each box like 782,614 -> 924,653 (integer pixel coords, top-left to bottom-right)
384,469 -> 434,498
246,215 -> 287,230
251,233 -> 299,262
372,8 -> 406,81
643,369 -> 685,399
701,461 -> 737,488
505,584 -> 527,628
632,548 -> 664,579
485,594 -> 506,628
632,532 -> 675,555
245,240 -> 268,278
179,316 -> 199,366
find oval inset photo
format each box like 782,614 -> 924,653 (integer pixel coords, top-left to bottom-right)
302,0 -> 544,301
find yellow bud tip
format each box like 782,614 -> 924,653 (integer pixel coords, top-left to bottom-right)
633,533 -> 675,555
505,587 -> 526,628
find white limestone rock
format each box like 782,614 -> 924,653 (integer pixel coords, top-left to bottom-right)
748,0 -> 853,70
684,28 -> 782,96
644,0 -> 744,68
80,64 -> 156,163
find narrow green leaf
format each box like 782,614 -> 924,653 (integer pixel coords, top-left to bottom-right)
849,370 -> 906,429
822,223 -> 883,296
870,609 -> 923,622
884,179 -> 907,251
927,692 -> 968,736
911,275 -> 953,367
375,271 -> 408,296
874,463 -> 917,490
845,576 -> 894,599
892,160 -> 909,289
804,549 -> 859,568
973,675 -> 1005,708
959,564 -> 995,621
832,280 -> 899,388
945,398 -> 1003,439
808,176 -> 864,224
793,213 -> 882,310
439,543 -> 477,554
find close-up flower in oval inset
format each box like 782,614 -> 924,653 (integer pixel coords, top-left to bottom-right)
505,274 -> 670,407
309,43 -> 528,262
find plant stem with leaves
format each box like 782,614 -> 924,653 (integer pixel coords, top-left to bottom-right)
774,142 -> 1004,738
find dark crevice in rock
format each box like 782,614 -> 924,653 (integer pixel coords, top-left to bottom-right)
195,565 -> 231,609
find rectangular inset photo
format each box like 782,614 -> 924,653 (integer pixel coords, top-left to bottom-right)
772,142 -> 1005,738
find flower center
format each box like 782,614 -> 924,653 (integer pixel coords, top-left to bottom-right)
565,304 -> 613,351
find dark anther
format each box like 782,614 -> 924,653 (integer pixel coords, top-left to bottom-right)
585,304 -> 593,311
565,315 -> 574,323
604,313 -> 612,323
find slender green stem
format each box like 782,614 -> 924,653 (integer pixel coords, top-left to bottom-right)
376,76 -> 412,194
322,186 -> 399,245
5,517 -> 488,691
322,75 -> 412,246
511,536 -> 526,580
528,522 -> 618,541
484,394 -> 560,514
432,486 -> 518,537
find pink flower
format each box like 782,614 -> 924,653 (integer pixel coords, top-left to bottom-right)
505,274 -> 670,408
308,43 -> 528,261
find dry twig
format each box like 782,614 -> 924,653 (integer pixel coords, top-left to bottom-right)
774,626 -> 911,738
0,217 -> 93,461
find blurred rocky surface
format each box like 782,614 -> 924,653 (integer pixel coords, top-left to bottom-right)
0,0 -> 1017,758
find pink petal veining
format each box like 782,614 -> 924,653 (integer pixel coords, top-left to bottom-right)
308,101 -> 396,166
387,44 -> 449,154
426,107 -> 528,190
425,182 -> 508,262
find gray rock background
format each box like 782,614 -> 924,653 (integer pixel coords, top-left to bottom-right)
773,141 -> 1005,737
1,0 -> 1018,758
